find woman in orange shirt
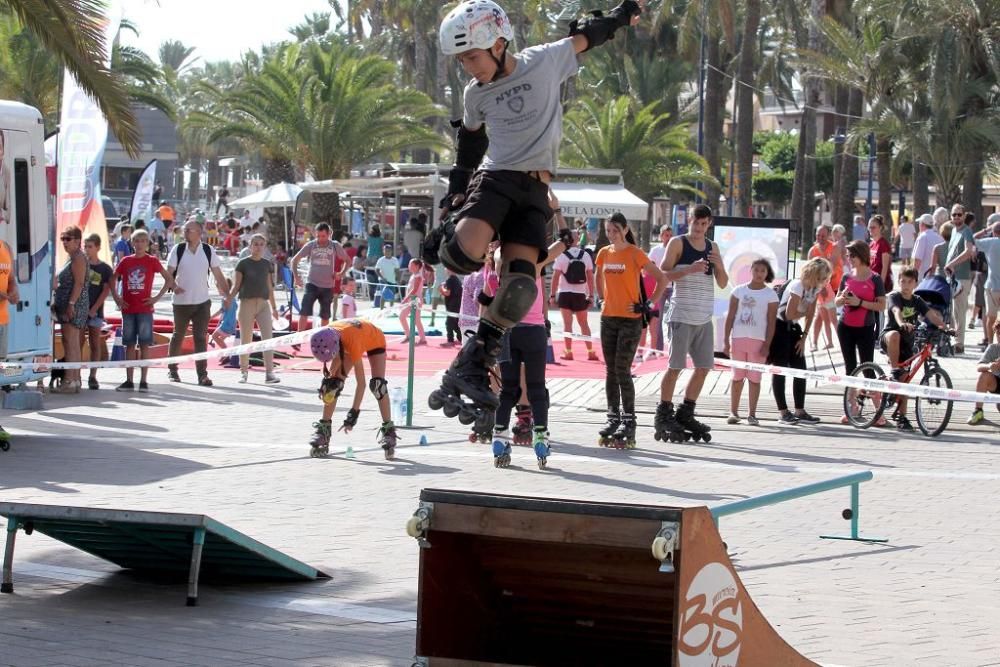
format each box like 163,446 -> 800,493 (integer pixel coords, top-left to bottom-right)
308,319 -> 397,459
808,225 -> 842,350
595,213 -> 667,448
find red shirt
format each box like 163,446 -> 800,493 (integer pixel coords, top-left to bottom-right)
114,254 -> 163,314
870,237 -> 893,290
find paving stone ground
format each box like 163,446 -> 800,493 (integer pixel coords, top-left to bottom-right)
1,303 -> 999,667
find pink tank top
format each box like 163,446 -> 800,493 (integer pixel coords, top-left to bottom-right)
520,278 -> 546,326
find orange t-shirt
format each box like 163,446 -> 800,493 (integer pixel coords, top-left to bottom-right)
596,244 -> 650,319
0,242 -> 11,325
808,240 -> 842,299
331,319 -> 387,364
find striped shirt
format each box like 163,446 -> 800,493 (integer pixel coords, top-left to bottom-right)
667,236 -> 716,325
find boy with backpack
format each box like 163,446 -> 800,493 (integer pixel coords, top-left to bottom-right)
550,229 -> 597,360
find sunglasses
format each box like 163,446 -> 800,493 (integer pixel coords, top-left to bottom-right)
59,236 -> 75,242
951,213 -> 963,217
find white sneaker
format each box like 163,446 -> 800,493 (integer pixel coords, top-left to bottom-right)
239,371 -> 248,383
746,415 -> 760,426
265,373 -> 280,384
726,413 -> 740,425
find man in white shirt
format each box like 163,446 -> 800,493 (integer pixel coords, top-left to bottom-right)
374,243 -> 400,304
647,224 -> 674,350
912,214 -> 943,279
167,220 -> 229,386
896,215 -> 917,265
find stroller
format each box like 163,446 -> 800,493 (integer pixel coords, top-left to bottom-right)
915,275 -> 954,357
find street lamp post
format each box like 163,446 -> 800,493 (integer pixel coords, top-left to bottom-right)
865,133 -> 876,220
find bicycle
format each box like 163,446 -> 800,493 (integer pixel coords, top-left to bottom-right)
843,325 -> 955,436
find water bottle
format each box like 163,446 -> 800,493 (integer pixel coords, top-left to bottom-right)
390,386 -> 404,423
399,391 -> 409,425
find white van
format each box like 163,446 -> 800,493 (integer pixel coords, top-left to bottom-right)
0,101 -> 54,386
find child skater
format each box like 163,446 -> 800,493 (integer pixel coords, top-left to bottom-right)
723,258 -> 778,425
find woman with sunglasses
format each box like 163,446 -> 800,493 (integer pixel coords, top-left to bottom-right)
52,225 -> 90,393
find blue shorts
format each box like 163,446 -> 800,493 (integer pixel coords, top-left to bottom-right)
122,312 -> 154,346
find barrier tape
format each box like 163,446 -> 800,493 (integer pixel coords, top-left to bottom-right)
11,298 -> 998,405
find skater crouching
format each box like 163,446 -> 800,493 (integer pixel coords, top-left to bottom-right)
655,205 -> 728,443
308,319 -> 398,459
428,0 -> 646,428
595,213 -> 667,448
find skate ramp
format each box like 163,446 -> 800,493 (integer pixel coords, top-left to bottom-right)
408,489 -> 815,666
1,503 -> 329,605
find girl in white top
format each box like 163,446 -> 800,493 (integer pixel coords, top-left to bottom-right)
398,259 -> 427,344
723,259 -> 778,425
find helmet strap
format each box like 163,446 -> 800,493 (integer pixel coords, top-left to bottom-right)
490,40 -> 509,82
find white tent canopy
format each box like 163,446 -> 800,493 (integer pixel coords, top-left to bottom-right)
229,181 -> 302,208
550,182 -> 648,221
299,176 -> 439,195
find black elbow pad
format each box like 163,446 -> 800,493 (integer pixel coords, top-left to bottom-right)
455,121 -> 489,171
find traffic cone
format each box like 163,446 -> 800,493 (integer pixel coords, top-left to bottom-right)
110,327 -> 125,361
419,434 -> 429,446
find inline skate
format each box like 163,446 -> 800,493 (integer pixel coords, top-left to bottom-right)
675,401 -> 712,443
598,412 -> 621,447
468,411 -> 495,444
309,420 -> 332,458
511,404 -> 533,446
532,427 -> 550,469
429,330 -> 501,428
611,413 -> 637,449
378,421 -> 398,460
491,426 -> 512,468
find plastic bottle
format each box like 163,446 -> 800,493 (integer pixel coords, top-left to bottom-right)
390,386 -> 404,423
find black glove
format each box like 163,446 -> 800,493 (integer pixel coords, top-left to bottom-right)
342,408 -> 360,431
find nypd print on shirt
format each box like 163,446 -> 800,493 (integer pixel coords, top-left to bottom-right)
493,83 -> 537,128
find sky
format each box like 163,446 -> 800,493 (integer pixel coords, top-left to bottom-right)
120,0 -> 340,64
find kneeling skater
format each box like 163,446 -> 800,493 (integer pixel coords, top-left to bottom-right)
309,319 -> 398,460
427,0 -> 645,426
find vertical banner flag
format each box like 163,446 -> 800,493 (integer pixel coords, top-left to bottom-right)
55,3 -> 122,265
129,160 -> 157,225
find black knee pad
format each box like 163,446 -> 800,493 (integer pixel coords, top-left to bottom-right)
441,234 -> 485,275
369,377 -> 389,401
489,259 -> 538,327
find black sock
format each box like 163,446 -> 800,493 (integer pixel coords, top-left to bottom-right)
683,399 -> 696,410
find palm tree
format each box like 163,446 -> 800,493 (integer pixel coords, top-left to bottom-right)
0,12 -> 60,128
2,0 -> 140,155
158,39 -> 199,74
733,0 -> 761,216
192,41 -> 445,220
562,96 -> 716,246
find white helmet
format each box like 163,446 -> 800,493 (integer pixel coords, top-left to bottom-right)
440,0 -> 514,56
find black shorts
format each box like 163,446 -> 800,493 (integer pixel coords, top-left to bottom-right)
301,283 -> 334,319
557,292 -> 589,313
878,330 -> 914,361
456,170 -> 552,260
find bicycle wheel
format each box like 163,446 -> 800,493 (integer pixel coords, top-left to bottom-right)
843,362 -> 888,428
915,366 -> 953,437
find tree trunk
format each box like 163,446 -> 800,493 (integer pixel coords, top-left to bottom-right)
734,0 -> 761,217
831,86 -> 848,226
837,88 -> 863,229
702,34 -> 726,210
876,135 -> 892,219
912,157 -> 929,217
796,0 -> 824,254
206,158 -> 219,211
188,157 -> 201,203
962,157 -> 983,225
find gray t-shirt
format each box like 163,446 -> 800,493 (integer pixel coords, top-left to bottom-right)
946,224 -> 976,280
297,240 -> 341,288
980,343 -> 1000,380
463,38 -> 579,173
235,257 -> 273,300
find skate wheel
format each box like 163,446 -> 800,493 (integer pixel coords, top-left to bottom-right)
428,390 -> 444,410
702,433 -> 712,443
468,434 -> 477,443
651,536 -> 670,561
457,409 -> 476,425
405,516 -> 423,538
443,402 -> 460,418
0,441 -> 9,451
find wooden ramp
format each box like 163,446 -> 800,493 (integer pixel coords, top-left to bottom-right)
407,489 -> 815,667
1,503 -> 329,605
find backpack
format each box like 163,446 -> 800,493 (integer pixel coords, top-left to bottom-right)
562,248 -> 588,285
172,242 -> 213,277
